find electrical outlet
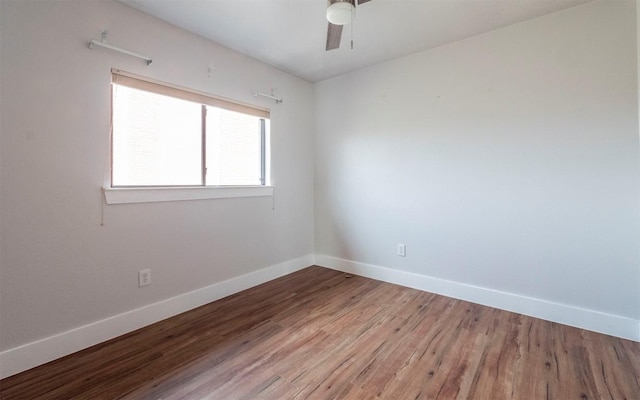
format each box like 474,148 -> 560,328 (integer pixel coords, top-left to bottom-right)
138,269 -> 151,287
397,243 -> 406,257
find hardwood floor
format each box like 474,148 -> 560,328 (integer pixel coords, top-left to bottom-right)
1,266 -> 639,399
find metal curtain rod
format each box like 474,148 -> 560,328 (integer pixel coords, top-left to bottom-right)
253,90 -> 283,104
89,31 -> 152,65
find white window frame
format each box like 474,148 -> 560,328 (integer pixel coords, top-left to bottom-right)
103,69 -> 273,205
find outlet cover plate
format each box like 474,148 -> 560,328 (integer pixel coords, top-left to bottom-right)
138,269 -> 151,287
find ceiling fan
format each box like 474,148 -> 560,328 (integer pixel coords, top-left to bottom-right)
326,0 -> 372,50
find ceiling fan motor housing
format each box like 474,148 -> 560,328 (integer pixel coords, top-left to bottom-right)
327,0 -> 355,25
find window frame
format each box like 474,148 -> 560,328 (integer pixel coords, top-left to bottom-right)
104,69 -> 273,204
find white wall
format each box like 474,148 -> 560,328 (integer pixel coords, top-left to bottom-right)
315,1 -> 640,337
0,0 -> 314,372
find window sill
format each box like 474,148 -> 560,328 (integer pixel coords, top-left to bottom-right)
103,186 -> 274,205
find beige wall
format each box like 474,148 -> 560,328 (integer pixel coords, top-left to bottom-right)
0,0 -> 315,353
315,1 -> 639,326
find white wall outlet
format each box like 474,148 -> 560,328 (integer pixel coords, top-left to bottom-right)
138,269 -> 151,287
397,243 -> 407,257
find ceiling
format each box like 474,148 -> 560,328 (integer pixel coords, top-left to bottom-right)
120,0 -> 590,83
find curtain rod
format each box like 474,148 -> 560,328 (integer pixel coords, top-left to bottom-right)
89,31 -> 152,65
253,90 -> 283,104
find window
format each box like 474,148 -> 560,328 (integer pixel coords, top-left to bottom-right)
110,69 -> 270,189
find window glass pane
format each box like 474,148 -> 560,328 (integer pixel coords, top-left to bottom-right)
112,85 -> 202,186
205,107 -> 262,186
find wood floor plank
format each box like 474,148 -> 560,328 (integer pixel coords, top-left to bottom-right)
1,266 -> 639,399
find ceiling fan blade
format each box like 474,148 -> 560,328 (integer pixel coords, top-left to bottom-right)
357,0 -> 372,4
326,22 -> 343,50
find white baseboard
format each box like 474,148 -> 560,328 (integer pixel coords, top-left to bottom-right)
0,254 -> 314,379
315,255 -> 640,342
3,253 -> 637,379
